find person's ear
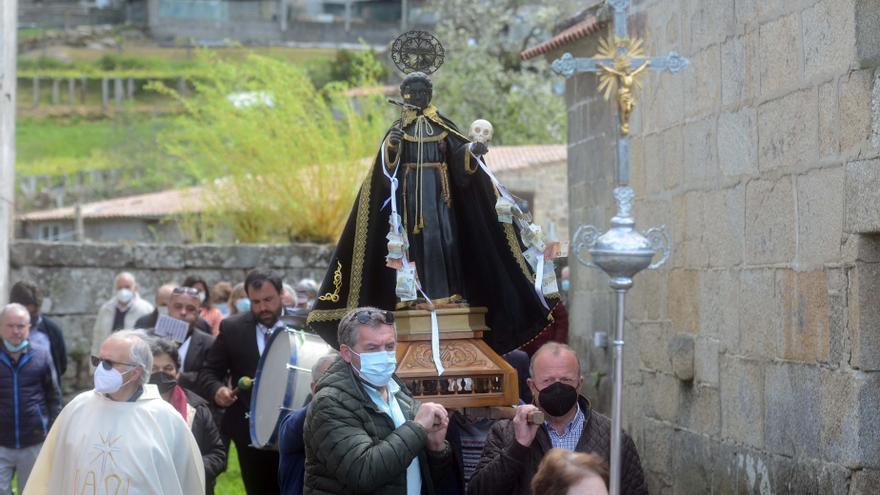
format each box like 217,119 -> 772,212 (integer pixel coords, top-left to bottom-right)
340,344 -> 354,364
527,378 -> 539,404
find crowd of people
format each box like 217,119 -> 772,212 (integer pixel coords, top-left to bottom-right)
0,268 -> 646,495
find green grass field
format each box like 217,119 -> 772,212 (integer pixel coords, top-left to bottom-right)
16,115 -> 170,176
215,443 -> 247,495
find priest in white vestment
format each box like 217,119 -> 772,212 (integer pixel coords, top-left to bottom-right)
24,330 -> 205,495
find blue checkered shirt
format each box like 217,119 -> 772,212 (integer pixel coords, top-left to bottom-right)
544,404 -> 585,451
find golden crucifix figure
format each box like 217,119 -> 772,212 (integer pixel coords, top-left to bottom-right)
598,60 -> 650,136
595,34 -> 650,136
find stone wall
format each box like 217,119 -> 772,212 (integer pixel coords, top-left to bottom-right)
8,240 -> 332,389
495,160 -> 570,242
557,0 -> 880,493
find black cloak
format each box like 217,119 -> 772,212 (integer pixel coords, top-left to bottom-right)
307,106 -> 558,354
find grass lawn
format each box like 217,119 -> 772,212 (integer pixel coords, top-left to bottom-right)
215,443 -> 247,495
16,114 -> 173,176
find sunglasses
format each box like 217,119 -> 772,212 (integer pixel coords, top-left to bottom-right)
90,355 -> 137,370
172,287 -> 201,296
351,310 -> 395,325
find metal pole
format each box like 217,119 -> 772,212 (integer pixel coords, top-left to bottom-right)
0,0 -> 17,306
609,288 -> 626,495
401,0 -> 408,32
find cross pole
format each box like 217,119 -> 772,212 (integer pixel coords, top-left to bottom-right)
550,2 -> 690,495
551,0 -> 688,186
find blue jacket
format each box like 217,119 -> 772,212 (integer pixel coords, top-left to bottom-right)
0,345 -> 62,448
278,406 -> 308,495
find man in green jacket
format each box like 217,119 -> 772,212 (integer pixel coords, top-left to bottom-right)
304,307 -> 454,495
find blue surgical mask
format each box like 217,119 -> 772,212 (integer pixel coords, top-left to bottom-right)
561,279 -> 570,292
352,350 -> 397,387
235,299 -> 251,313
3,339 -> 29,353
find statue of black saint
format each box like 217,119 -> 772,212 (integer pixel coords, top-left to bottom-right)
308,72 -> 557,354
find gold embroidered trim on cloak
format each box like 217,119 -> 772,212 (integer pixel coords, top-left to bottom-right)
463,149 -> 478,175
318,261 -> 343,303
493,186 -> 533,279
384,137 -> 400,172
400,105 -> 470,142
403,130 -> 448,142
307,162 -> 375,326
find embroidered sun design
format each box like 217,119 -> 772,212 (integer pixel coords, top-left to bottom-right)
90,433 -> 121,474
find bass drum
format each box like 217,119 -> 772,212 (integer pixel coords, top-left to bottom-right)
249,328 -> 332,449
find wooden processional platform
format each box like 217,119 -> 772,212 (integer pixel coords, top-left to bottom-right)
394,307 -> 520,409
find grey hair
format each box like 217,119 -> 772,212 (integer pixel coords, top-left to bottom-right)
109,329 -> 153,387
295,279 -> 319,296
529,342 -> 581,378
337,307 -> 397,348
0,303 -> 30,322
311,352 -> 338,384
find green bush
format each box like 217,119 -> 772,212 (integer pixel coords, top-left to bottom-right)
148,50 -> 392,243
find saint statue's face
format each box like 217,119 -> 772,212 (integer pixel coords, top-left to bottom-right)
402,80 -> 432,110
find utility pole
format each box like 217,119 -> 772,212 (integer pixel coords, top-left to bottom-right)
0,0 -> 17,305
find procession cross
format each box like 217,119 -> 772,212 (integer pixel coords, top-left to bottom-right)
550,2 -> 690,495
551,0 -> 689,185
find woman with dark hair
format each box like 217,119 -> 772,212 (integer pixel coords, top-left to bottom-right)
531,449 -> 609,495
183,275 -> 223,336
149,337 -> 227,495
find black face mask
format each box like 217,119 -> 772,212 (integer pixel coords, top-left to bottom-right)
537,381 -> 578,417
149,372 -> 178,395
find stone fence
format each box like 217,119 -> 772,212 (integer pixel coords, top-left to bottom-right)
8,240 -> 332,389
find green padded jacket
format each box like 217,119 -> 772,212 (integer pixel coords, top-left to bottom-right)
303,358 -> 454,494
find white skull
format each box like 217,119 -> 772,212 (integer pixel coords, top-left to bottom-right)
468,119 -> 494,144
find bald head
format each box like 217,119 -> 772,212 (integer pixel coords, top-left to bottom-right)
156,283 -> 178,308
115,272 -> 137,291
527,342 -> 582,402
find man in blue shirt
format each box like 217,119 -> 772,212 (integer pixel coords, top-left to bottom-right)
277,352 -> 338,494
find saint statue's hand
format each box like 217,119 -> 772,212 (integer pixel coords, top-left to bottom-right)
471,142 -> 489,156
389,127 -> 404,148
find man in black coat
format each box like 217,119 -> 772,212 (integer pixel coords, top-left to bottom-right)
164,287 -> 216,394
136,283 -> 213,335
9,281 -> 67,387
468,343 -> 648,495
198,269 -> 286,495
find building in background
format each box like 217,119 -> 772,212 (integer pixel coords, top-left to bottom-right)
524,2 -> 880,493
17,145 -> 565,244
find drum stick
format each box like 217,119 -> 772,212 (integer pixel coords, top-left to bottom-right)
233,376 -> 253,396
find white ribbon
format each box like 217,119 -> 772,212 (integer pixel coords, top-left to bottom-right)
470,144 -> 550,310
382,135 -> 445,375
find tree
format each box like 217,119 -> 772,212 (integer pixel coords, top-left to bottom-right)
428,0 -> 581,145
148,50 -> 391,243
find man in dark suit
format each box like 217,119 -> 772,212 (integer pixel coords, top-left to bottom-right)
165,287 -> 216,394
198,269 -> 286,495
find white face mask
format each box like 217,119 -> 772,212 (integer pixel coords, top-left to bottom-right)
94,363 -> 136,394
116,288 -> 134,304
197,292 -> 206,304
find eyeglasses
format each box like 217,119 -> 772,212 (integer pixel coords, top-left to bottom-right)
90,355 -> 137,370
172,287 -> 201,296
350,310 -> 395,326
